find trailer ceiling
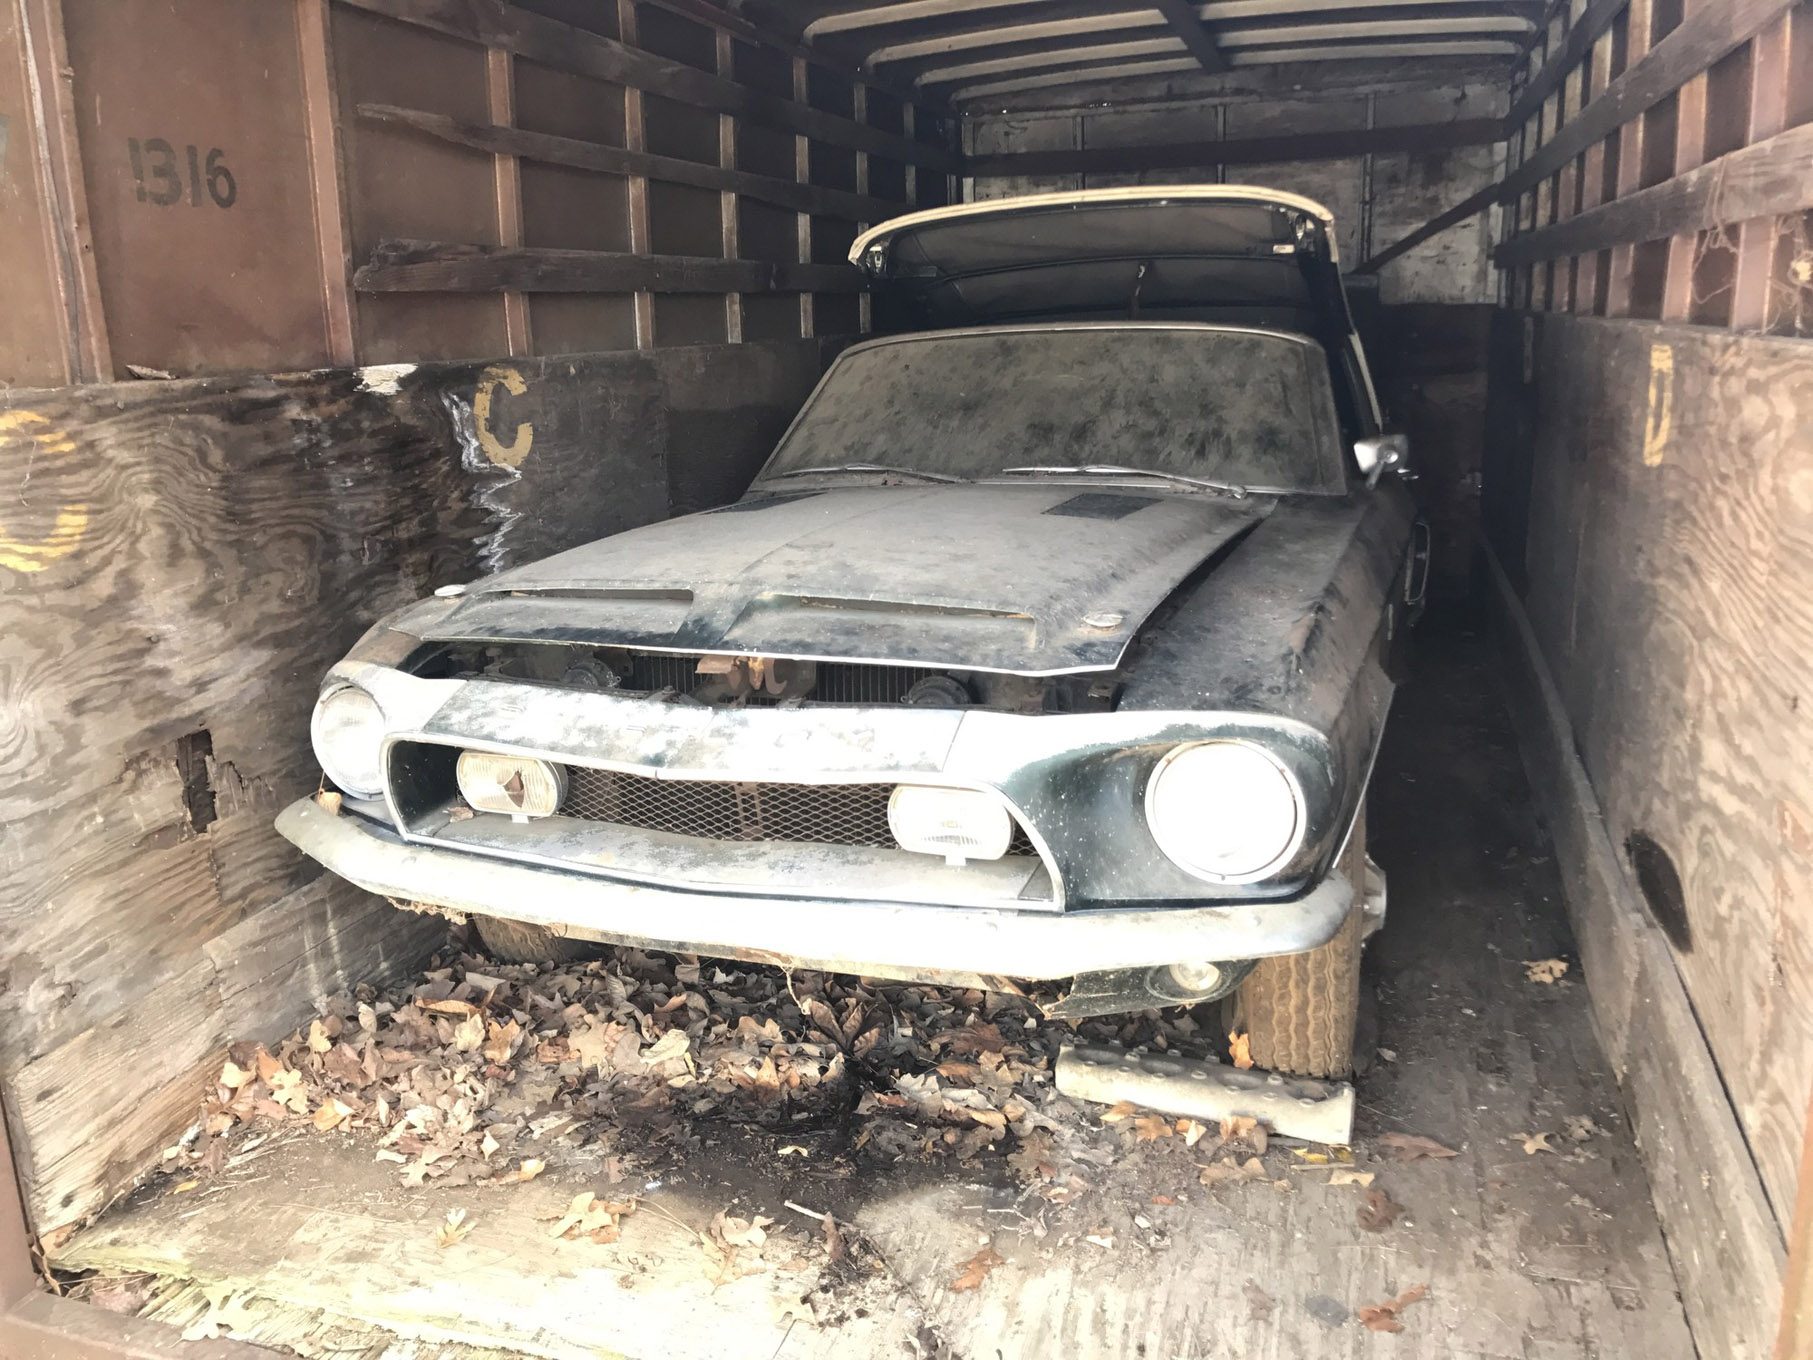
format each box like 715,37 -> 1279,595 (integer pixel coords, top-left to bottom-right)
748,0 -> 1543,105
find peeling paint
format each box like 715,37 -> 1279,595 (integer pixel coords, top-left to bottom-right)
355,363 -> 416,396
442,390 -> 521,578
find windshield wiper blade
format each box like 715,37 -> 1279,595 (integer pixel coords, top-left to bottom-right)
768,463 -> 961,484
996,465 -> 1249,499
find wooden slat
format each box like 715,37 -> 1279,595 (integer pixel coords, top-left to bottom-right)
1353,180 -> 1502,275
1507,0 -> 1629,129
358,103 -> 903,223
1780,1087 -> 1813,1360
967,117 -> 1506,178
354,240 -> 863,294
1152,0 -> 1230,75
1502,0 -> 1798,203
297,0 -> 357,366
338,0 -> 961,173
1495,121 -> 1813,267
487,48 -> 532,357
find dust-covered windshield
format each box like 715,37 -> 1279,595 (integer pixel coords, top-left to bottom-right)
756,326 -> 1346,494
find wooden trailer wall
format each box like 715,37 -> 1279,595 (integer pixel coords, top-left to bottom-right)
1479,1 -> 1813,1355
0,0 -> 949,1240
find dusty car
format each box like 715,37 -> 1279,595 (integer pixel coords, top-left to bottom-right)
279,187 -> 1425,1079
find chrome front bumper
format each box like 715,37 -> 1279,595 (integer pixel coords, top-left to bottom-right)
277,795 -> 1355,983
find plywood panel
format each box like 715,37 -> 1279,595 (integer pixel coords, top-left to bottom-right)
0,4 -> 72,387
1515,313 -> 1813,1224
61,0 -> 328,376
0,336 -> 836,1233
332,3 -> 505,361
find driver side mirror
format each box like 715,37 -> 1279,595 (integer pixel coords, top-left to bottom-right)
1354,433 -> 1413,489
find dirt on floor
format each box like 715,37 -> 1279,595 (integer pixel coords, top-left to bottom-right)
55,618 -> 1698,1360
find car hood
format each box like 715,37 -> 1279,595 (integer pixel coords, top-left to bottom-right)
425,483 -> 1276,675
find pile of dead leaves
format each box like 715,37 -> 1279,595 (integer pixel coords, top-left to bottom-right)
187,944 -> 1245,1201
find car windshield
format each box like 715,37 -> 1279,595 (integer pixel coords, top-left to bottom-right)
755,326 -> 1346,494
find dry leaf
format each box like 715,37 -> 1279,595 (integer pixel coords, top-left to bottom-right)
1563,1115 -> 1602,1142
1198,1156 -> 1268,1186
1244,1280 -> 1276,1321
1356,1186 -> 1405,1232
951,1244 -> 1003,1292
1228,1030 -> 1254,1070
451,1012 -> 485,1053
640,1029 -> 692,1066
218,1060 -> 254,1090
1178,1119 -> 1208,1148
435,1208 -> 473,1248
1219,1115 -> 1267,1155
713,1212 -> 772,1248
1525,958 -> 1569,984
1519,1132 -> 1556,1155
315,789 -> 343,816
548,1191 -> 635,1243
1150,1194 -> 1177,1206
312,1098 -> 354,1132
1329,1169 -> 1375,1187
1358,1283 -> 1430,1333
1098,1101 -> 1139,1124
1133,1114 -> 1174,1143
822,1213 -> 847,1264
1377,1132 -> 1459,1162
419,998 -> 480,1017
508,1158 -> 545,1183
306,1019 -> 333,1054
483,1019 -> 522,1064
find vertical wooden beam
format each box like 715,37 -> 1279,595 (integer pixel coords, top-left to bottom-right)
902,101 -> 917,208
295,0 -> 357,366
618,0 -> 655,348
486,46 -> 531,356
1732,11 -> 1796,330
18,0 -> 110,381
1151,0 -> 1228,74
793,55 -> 812,340
1577,21 -> 1616,313
853,80 -> 871,335
1660,0 -> 1711,321
715,29 -> 741,344
1606,0 -> 1655,316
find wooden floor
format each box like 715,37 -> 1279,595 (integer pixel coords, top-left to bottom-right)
55,622 -> 1696,1359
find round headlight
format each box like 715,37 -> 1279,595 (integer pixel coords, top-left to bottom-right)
310,686 -> 386,799
1145,740 -> 1304,883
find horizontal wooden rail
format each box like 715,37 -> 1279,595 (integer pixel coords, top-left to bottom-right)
339,0 -> 960,174
359,104 -> 902,224
353,241 -> 866,295
1502,0 -> 1797,201
1495,121 -> 1813,267
965,117 -> 1506,178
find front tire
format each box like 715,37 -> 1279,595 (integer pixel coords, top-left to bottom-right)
1225,814 -> 1367,1079
473,915 -> 604,965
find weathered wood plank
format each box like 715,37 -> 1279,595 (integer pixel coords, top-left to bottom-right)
1492,310 -> 1813,1236
337,0 -> 961,172
354,240 -> 864,294
358,102 -> 903,222
1503,0 -> 1798,202
1152,0 -> 1229,75
1506,0 -> 1627,129
0,338 -> 836,1236
965,117 -> 1506,178
1496,121 -> 1813,267
1489,543 -> 1788,1360
1353,180 -> 1502,276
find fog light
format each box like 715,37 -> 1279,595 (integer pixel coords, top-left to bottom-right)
457,751 -> 567,819
887,785 -> 1012,865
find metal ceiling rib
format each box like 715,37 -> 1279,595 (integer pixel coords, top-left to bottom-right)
792,0 -> 1537,101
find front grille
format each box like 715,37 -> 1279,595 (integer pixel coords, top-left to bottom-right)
561,766 -> 1037,856
618,652 -> 939,705
564,768 -> 895,845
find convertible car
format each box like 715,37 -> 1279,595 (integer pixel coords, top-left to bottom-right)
278,187 -> 1425,1079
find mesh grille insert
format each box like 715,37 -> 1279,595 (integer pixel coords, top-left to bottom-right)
560,766 -> 1036,856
